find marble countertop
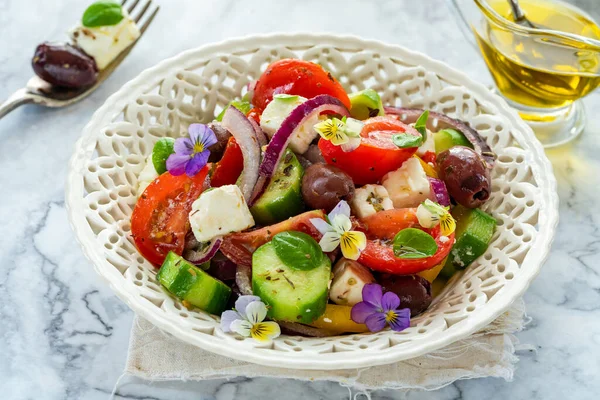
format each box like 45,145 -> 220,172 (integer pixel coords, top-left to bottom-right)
2,0 -> 599,399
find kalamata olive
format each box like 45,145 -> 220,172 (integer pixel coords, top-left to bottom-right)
32,42 -> 98,88
437,146 -> 491,208
301,163 -> 355,212
378,274 -> 432,317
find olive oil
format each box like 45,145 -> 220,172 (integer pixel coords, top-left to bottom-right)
474,0 -> 600,109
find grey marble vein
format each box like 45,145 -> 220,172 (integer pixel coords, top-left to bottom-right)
1,0 -> 600,399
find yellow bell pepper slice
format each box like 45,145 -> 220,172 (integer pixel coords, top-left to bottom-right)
308,304 -> 369,333
413,154 -> 438,178
417,256 -> 447,283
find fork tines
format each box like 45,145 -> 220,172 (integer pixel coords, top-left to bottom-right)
122,0 -> 159,32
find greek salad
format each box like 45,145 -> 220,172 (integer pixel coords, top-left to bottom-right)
130,59 -> 497,341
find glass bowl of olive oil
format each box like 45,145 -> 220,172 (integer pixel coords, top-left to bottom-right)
449,0 -> 600,147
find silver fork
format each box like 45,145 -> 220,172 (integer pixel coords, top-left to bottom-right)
0,0 -> 159,120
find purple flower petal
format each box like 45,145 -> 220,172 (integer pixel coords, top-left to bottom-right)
174,137 -> 194,155
234,295 -> 261,319
350,301 -> 379,324
388,308 -> 411,332
220,310 -> 241,333
310,218 -> 334,236
381,291 -> 400,312
166,153 -> 191,176
361,283 -> 383,308
328,200 -> 351,222
185,150 -> 210,177
188,123 -> 208,144
201,126 -> 218,148
365,312 -> 387,332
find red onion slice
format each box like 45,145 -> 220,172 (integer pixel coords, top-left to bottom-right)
249,95 -> 350,205
248,117 -> 268,148
235,263 -> 253,295
183,237 -> 222,265
221,107 -> 261,202
428,177 -> 451,207
384,107 -> 496,168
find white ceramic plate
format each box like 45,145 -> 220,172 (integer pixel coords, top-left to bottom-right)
66,33 -> 558,370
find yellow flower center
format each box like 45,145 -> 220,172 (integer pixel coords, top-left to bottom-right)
193,142 -> 204,154
385,310 -> 398,324
250,323 -> 270,341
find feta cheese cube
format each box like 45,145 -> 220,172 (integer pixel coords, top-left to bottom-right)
137,155 -> 158,197
260,94 -> 319,154
189,185 -> 255,242
382,157 -> 431,208
329,258 -> 375,306
350,184 -> 394,219
69,10 -> 140,69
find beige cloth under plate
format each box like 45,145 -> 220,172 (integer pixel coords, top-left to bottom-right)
124,298 -> 529,392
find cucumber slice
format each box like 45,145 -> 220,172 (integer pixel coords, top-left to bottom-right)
250,149 -> 304,225
433,129 -> 473,154
348,89 -> 384,120
157,252 -> 231,314
252,241 -> 331,323
152,138 -> 175,174
441,206 -> 496,278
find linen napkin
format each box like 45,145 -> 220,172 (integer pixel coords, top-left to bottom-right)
123,298 -> 529,392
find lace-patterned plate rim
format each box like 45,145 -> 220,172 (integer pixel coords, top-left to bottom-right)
65,33 -> 559,370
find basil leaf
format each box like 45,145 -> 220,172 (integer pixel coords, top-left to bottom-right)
414,110 -> 429,142
152,138 -> 175,174
216,100 -> 252,121
392,133 -> 423,148
82,1 -> 124,27
272,231 -> 324,271
393,228 -> 438,259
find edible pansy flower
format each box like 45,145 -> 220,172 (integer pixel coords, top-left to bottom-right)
310,200 -> 367,260
416,199 -> 456,236
351,283 -> 411,333
314,116 -> 363,152
220,295 -> 281,342
167,123 -> 217,177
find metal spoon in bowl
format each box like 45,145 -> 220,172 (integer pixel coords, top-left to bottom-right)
507,0 -> 536,28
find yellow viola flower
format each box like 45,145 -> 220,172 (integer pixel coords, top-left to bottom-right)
221,295 -> 281,343
314,117 -> 363,152
416,199 -> 456,236
310,200 -> 367,260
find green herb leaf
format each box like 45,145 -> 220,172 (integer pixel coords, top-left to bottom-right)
393,228 -> 438,259
392,133 -> 423,148
152,138 -> 175,174
272,231 -> 324,271
414,110 -> 429,142
273,94 -> 300,101
216,100 -> 253,121
82,1 -> 124,27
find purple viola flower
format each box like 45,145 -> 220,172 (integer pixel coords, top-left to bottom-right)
166,123 -> 217,177
351,283 -> 411,333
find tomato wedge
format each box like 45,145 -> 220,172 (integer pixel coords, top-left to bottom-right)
131,167 -> 209,266
319,116 -> 420,185
220,210 -> 325,266
247,108 -> 261,124
356,209 -> 454,275
211,137 -> 243,187
359,208 -> 419,239
252,59 -> 351,111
